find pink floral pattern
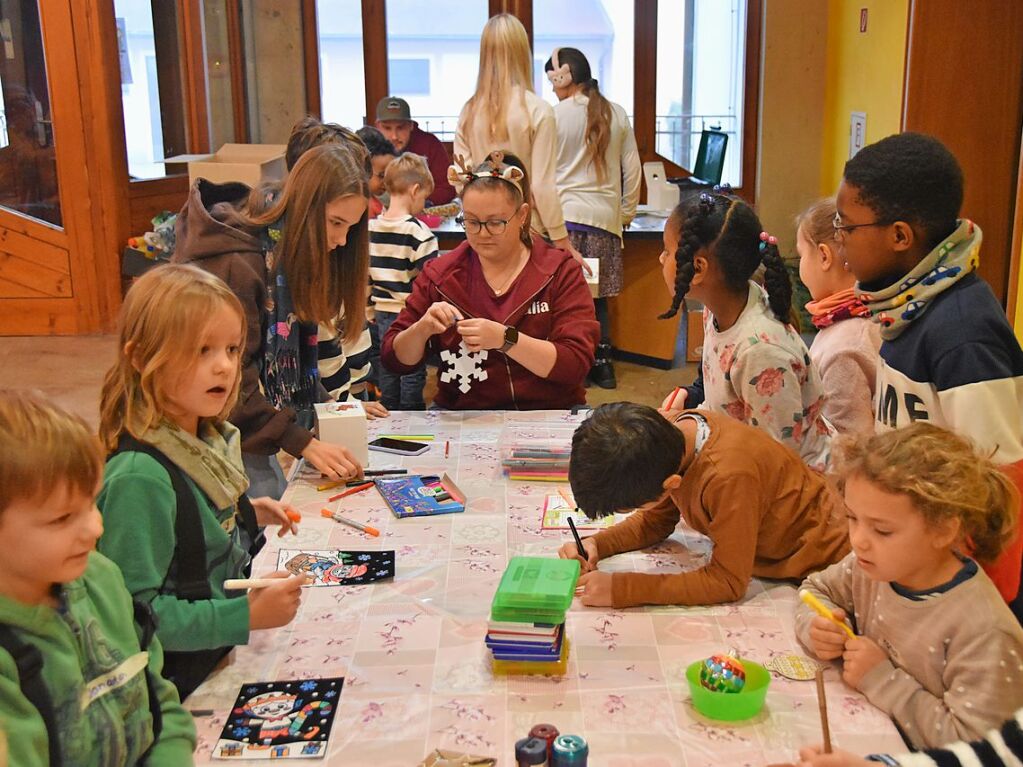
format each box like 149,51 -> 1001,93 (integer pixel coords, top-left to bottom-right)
187,411 -> 900,766
699,284 -> 833,470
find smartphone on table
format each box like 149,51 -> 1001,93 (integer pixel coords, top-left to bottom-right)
368,437 -> 430,456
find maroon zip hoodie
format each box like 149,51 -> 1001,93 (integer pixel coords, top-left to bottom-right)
381,237 -> 599,409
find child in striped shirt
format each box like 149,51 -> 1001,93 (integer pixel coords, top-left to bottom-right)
370,153 -> 439,410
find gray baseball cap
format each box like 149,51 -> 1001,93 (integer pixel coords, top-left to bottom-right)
376,96 -> 412,122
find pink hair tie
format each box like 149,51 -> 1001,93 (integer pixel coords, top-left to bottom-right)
759,231 -> 769,242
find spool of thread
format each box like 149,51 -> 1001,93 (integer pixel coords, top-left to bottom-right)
551,734 -> 589,766
515,737 -> 548,766
529,723 -> 560,761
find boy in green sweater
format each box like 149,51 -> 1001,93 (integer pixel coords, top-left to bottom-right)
0,390 -> 195,766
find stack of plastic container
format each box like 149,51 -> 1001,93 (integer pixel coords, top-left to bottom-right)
487,557 -> 579,675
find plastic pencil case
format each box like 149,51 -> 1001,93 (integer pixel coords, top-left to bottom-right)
491,638 -> 570,676
500,438 -> 572,478
491,557 -> 580,612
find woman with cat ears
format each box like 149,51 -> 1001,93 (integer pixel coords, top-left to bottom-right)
544,47 -> 642,391
659,190 -> 834,470
381,151 -> 599,411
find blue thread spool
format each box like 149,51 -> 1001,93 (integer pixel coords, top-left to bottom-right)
551,734 -> 588,766
515,736 -> 548,766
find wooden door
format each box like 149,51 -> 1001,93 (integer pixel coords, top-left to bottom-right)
902,0 -> 1023,305
0,1 -> 122,334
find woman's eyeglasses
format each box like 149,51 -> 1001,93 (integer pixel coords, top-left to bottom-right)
455,216 -> 509,236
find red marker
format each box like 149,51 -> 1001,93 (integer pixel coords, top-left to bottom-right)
327,481 -> 375,503
445,439 -> 450,458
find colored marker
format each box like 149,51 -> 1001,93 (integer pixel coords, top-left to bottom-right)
665,386 -> 683,410
364,469 -> 408,476
445,439 -> 450,458
327,482 -> 375,502
378,434 -> 434,441
557,487 -> 574,508
799,589 -> 855,638
566,516 -> 587,561
286,510 -> 302,523
224,577 -> 307,590
320,508 -> 380,536
317,479 -> 344,491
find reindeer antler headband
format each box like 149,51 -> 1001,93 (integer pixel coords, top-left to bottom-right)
447,151 -> 525,196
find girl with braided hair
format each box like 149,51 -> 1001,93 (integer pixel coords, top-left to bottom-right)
659,192 -> 834,470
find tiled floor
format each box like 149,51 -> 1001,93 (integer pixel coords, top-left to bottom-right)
0,335 -> 697,429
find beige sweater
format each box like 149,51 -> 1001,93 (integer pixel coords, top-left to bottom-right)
454,88 -> 568,242
552,93 -> 641,239
808,317 -> 881,436
589,410 -> 849,608
796,552 -> 1023,749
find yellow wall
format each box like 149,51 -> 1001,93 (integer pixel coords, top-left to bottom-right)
820,0 -> 909,195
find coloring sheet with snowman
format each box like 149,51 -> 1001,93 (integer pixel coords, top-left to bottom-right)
213,677 -> 343,760
277,550 -> 395,586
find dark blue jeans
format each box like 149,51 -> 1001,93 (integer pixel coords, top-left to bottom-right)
375,310 -> 427,410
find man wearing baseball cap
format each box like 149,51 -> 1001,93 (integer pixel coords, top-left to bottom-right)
375,96 -> 457,205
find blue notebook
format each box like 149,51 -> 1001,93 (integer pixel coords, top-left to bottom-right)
375,473 -> 466,518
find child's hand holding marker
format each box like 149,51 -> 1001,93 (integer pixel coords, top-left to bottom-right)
801,589 -> 855,661
246,572 -> 308,630
251,496 -> 301,536
558,537 -> 599,573
575,570 -> 613,607
660,386 -> 687,413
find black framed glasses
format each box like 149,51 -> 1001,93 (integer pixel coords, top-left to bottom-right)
455,215 -> 509,236
833,213 -> 892,236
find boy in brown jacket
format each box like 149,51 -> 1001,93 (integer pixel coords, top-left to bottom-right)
558,403 -> 848,607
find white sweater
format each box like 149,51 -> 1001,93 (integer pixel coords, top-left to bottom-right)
553,93 -> 641,240
454,88 -> 568,242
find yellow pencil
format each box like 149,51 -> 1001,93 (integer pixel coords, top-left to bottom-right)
800,589 -> 855,639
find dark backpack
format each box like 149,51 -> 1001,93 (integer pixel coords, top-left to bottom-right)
109,435 -> 265,699
0,600 -> 162,766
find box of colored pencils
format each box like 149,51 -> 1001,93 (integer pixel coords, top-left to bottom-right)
375,473 -> 466,518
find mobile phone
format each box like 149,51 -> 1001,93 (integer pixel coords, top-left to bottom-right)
368,437 -> 430,456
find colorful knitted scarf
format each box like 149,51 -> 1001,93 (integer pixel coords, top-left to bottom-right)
805,288 -> 871,330
261,219 -> 321,417
855,219 -> 981,340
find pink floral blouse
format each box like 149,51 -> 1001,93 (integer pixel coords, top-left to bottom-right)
697,282 -> 833,470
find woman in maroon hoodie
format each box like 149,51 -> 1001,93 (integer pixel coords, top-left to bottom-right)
382,152 -> 599,409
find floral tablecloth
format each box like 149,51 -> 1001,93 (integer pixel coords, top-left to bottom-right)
190,410 -> 905,766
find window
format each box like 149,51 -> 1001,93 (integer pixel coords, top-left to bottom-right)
317,0 -> 367,129
388,58 -> 430,95
114,2 -> 169,179
204,0 -> 237,149
533,0 -> 635,118
656,0 -> 747,186
382,0 -> 489,141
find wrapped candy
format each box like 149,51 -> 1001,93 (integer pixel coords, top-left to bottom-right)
699,653 -> 746,693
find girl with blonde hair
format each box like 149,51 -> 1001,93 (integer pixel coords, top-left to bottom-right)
174,139 -> 370,497
454,14 -> 585,269
97,264 -> 304,699
796,422 -> 1023,748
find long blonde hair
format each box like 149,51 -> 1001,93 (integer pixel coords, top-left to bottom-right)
834,423 -> 1019,564
544,47 -> 612,183
98,264 -> 246,452
463,14 -> 533,144
0,390 -> 103,512
237,142 -> 370,341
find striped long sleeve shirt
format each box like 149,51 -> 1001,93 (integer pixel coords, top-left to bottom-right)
868,708 -> 1023,765
368,215 -> 438,314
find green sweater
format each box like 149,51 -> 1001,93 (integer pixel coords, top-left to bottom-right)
0,552 -> 196,766
97,452 -> 250,652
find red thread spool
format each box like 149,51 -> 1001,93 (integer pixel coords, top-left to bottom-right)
529,723 -> 560,761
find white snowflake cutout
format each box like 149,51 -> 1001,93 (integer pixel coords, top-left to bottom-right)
439,341 -> 489,394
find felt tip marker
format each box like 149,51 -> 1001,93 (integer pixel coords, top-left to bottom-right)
224,577 -> 308,590
286,510 -> 302,523
327,482 -> 375,503
800,589 -> 855,638
320,508 -> 380,537
566,516 -> 587,561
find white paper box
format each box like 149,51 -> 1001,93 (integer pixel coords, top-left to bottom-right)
163,143 -> 287,188
314,400 -> 369,466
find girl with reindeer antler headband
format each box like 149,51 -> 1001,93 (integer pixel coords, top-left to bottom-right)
380,151 -> 600,411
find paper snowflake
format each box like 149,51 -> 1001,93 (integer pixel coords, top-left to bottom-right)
439,342 -> 488,394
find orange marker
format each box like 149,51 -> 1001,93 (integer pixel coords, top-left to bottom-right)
320,508 -> 380,536
286,510 -> 302,523
327,481 -> 375,503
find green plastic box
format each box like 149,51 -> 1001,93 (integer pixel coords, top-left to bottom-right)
491,557 -> 580,613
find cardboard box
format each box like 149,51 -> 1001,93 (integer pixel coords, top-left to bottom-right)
314,400 -> 369,467
164,143 -> 287,187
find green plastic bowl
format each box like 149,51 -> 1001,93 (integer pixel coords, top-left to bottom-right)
685,658 -> 770,721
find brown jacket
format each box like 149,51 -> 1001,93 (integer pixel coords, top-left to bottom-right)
590,410 -> 849,607
172,179 -> 313,457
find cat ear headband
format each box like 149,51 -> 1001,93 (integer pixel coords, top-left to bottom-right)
447,150 -> 525,196
546,47 -> 573,88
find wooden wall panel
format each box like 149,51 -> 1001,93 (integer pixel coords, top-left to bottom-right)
128,177 -> 190,239
902,0 -> 1023,304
